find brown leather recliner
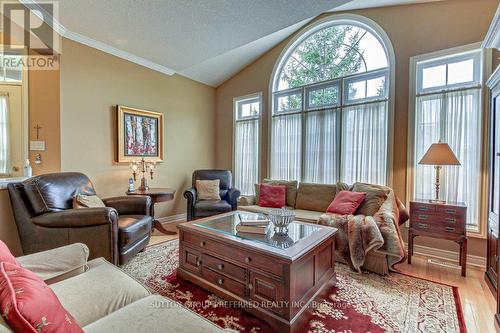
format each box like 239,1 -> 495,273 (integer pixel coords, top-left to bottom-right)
7,172 -> 153,265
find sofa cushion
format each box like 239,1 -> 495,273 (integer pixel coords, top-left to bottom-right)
352,182 -> 390,216
194,200 -> 232,213
327,190 -> 366,215
255,179 -> 298,207
0,240 -> 19,266
82,295 -> 229,333
295,183 -> 337,212
258,184 -> 286,208
293,209 -> 324,223
118,215 -> 153,249
50,258 -> 149,327
0,262 -> 83,333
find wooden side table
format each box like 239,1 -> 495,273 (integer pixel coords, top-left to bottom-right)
127,187 -> 176,235
408,200 -> 467,276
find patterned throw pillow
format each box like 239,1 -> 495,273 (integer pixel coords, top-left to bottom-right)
0,262 -> 83,333
0,240 -> 19,266
196,180 -> 221,201
258,184 -> 286,208
73,194 -> 105,209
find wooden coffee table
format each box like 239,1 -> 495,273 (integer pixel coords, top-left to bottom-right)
177,211 -> 337,333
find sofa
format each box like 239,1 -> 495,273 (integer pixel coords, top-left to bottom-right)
8,172 -> 153,265
0,243 -> 231,333
239,180 -> 409,275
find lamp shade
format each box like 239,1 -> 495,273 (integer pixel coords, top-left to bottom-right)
418,143 -> 460,165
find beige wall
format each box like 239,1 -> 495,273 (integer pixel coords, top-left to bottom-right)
60,39 -> 216,218
215,0 -> 499,258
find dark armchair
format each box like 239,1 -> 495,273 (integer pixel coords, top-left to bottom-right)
7,172 -> 153,265
184,169 -> 240,221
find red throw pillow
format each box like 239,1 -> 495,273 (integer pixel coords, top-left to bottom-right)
0,240 -> 19,266
0,262 -> 83,333
259,184 -> 286,208
327,190 -> 367,215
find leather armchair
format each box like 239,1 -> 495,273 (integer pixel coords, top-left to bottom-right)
7,172 -> 153,265
184,169 -> 240,221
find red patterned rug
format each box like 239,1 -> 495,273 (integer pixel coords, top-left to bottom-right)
122,240 -> 466,333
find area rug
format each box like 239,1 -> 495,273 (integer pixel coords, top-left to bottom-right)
122,240 -> 466,333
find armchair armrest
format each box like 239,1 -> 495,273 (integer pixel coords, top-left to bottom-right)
227,188 -> 240,210
17,243 -> 90,284
103,195 -> 152,216
184,187 -> 197,221
32,207 -> 118,228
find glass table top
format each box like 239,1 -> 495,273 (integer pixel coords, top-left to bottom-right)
193,212 -> 322,250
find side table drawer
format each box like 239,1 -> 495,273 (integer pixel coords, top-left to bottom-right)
411,202 -> 435,213
435,205 -> 466,216
413,222 -> 463,235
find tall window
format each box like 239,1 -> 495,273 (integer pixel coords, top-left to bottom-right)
270,18 -> 392,185
410,46 -> 484,231
0,94 -> 9,175
234,93 -> 261,195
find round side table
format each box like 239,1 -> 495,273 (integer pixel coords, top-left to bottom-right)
126,187 -> 176,235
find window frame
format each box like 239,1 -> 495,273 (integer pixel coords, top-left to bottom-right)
407,42 -> 492,237
268,14 -> 396,186
232,92 -> 263,195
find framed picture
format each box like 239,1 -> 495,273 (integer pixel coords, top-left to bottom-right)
117,105 -> 164,163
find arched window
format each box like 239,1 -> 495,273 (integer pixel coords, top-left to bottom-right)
270,15 -> 394,185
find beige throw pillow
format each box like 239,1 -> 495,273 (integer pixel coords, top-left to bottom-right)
351,182 -> 390,216
196,180 -> 221,201
73,194 -> 105,209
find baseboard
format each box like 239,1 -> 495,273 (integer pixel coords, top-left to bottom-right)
157,213 -> 187,224
406,243 -> 486,268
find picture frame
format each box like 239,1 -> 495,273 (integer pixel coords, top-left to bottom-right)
117,105 -> 164,163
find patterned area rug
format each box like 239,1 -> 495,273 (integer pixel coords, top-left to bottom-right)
122,240 -> 466,333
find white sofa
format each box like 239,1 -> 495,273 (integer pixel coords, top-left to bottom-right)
0,243 -> 231,333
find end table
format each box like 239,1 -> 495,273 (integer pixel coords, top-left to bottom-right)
127,187 -> 176,235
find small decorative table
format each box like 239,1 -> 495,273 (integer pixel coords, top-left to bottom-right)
127,187 -> 176,235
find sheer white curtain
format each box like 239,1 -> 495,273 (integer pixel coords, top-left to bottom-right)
270,114 -> 301,180
341,101 -> 388,185
0,95 -> 9,175
234,119 -> 259,195
414,89 -> 481,229
303,109 -> 339,184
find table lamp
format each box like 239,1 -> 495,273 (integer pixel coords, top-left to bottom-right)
418,142 -> 460,203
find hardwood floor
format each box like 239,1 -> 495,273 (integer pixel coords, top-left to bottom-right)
148,221 -> 499,333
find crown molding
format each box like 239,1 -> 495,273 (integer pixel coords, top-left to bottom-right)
483,4 -> 500,50
19,0 -> 176,76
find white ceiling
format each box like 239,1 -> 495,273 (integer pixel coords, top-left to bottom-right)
23,0 -> 442,87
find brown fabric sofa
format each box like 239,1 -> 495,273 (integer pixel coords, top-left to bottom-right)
239,180 -> 409,275
0,243 -> 232,333
7,172 -> 153,265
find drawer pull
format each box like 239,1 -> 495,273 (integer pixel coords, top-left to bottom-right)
417,207 -> 429,211
217,278 -> 224,285
444,209 -> 456,214
247,283 -> 253,290
417,223 -> 428,229
418,215 -> 429,220
217,263 -> 224,270
245,257 -> 251,263
445,218 -> 456,223
196,260 -> 201,267
445,227 -> 455,232
200,241 -> 206,247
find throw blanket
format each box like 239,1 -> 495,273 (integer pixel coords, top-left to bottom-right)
318,190 -> 406,272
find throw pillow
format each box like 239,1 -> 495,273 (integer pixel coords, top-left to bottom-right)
0,262 -> 83,333
258,184 -> 286,208
196,180 -> 221,200
326,190 -> 366,215
73,194 -> 105,209
0,240 -> 19,266
351,182 -> 390,216
260,179 -> 298,207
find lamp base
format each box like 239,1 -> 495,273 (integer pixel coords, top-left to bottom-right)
429,199 -> 446,204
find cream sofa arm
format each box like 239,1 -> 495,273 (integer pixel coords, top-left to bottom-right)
17,243 -> 90,284
238,195 -> 256,206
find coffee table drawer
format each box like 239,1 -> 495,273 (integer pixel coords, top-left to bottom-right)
203,254 -> 246,283
202,267 -> 246,298
183,232 -> 283,276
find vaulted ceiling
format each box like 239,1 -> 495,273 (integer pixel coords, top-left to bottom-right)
22,0 -> 440,87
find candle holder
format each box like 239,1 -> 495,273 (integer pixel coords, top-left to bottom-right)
130,159 -> 155,191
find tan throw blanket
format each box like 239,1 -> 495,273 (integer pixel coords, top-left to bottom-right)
318,190 -> 406,272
